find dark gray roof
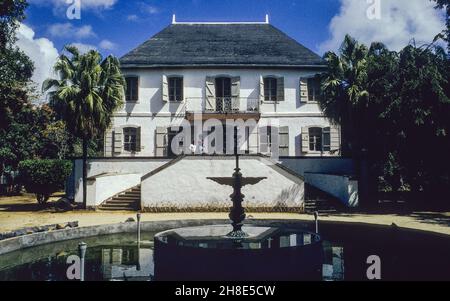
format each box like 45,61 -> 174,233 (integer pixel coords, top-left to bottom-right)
120,23 -> 324,68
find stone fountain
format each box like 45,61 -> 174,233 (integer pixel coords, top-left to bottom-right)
153,150 -> 324,280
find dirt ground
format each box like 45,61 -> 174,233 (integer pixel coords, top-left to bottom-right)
0,194 -> 449,235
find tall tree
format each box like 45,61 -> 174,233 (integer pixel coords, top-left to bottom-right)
432,0 -> 450,51
320,34 -> 450,208
0,0 -> 35,176
43,46 -> 125,208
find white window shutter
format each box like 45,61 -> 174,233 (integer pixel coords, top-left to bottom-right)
205,76 -> 216,111
162,75 -> 169,102
301,126 -> 310,154
259,75 -> 265,104
279,126 -> 289,156
104,128 -> 113,157
300,78 -> 309,103
259,127 -> 270,154
113,127 -> 123,155
155,127 -> 168,157
136,127 -> 142,152
330,126 -> 340,154
231,76 -> 240,110
277,76 -> 285,101
248,126 -> 259,154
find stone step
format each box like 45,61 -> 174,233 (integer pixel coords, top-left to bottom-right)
103,201 -> 138,207
98,184 -> 141,211
113,194 -> 140,199
109,198 -> 139,203
98,206 -> 137,211
124,191 -> 141,196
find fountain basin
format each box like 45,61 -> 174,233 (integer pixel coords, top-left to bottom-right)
154,225 -> 323,281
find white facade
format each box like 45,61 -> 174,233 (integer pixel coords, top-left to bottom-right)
105,68 -> 340,158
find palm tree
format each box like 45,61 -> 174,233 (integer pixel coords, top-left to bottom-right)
320,35 -> 370,155
43,46 -> 125,208
319,35 -> 373,207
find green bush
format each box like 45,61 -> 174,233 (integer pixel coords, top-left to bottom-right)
18,160 -> 73,204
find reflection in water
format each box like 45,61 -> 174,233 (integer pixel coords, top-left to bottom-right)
1,224 -> 448,281
100,246 -> 154,281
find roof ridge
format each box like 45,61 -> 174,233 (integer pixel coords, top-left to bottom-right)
171,14 -> 270,25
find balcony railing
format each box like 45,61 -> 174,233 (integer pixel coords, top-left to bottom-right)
185,97 -> 260,113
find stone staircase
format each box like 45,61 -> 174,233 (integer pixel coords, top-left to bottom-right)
304,199 -> 338,214
304,184 -> 340,214
98,185 -> 141,211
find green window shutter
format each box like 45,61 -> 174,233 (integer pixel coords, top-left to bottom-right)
113,127 -> 123,155
276,76 -> 285,101
300,78 -> 309,103
162,75 -> 169,102
155,127 -> 168,157
205,76 -> 216,111
231,76 -> 240,110
330,126 -> 340,154
104,129 -> 113,157
301,126 -> 309,154
279,126 -> 290,157
259,75 -> 265,104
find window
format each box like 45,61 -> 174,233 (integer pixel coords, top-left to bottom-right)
309,127 -> 330,152
264,77 -> 277,102
168,77 -> 183,102
123,127 -> 137,152
307,78 -> 322,102
125,77 -> 139,102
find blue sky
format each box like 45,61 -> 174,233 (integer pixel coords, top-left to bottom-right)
17,0 -> 446,91
25,0 -> 341,57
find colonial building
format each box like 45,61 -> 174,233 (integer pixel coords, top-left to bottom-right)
70,18 -> 356,212
105,17 -> 341,158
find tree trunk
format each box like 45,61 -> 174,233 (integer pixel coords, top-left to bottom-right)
82,137 -> 88,209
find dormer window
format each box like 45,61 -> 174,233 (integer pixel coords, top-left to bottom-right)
125,76 -> 139,102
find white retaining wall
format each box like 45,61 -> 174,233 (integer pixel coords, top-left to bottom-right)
86,173 -> 142,207
141,156 -> 304,209
72,158 -> 170,204
304,172 -> 359,207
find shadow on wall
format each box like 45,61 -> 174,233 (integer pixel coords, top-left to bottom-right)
275,184 -> 304,208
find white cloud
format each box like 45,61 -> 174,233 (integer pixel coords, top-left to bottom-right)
99,39 -> 116,50
140,3 -> 159,15
30,0 -> 117,10
127,14 -> 139,22
69,42 -> 97,53
319,0 -> 446,54
16,23 -> 59,95
48,23 -> 96,39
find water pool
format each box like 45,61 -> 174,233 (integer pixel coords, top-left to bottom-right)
0,222 -> 449,281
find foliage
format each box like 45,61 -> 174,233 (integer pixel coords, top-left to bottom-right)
43,45 -> 125,206
319,34 -> 450,203
43,46 -> 125,141
18,159 -> 73,204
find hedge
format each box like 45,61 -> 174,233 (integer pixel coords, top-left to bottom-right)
18,160 -> 73,204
